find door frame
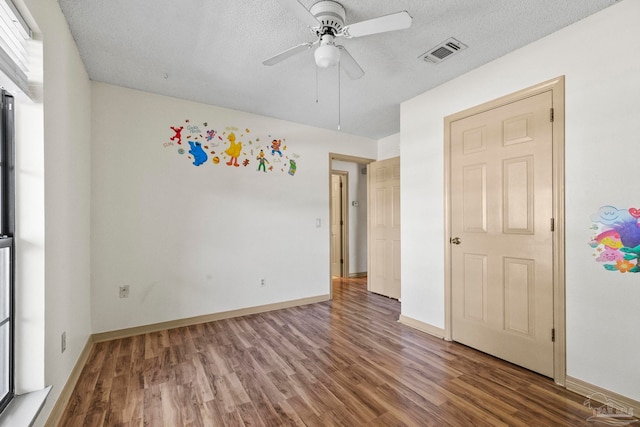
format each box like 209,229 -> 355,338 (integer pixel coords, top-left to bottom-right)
331,170 -> 349,278
443,76 -> 566,385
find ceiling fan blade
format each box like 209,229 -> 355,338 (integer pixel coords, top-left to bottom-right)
277,0 -> 321,28
340,11 -> 412,38
263,42 -> 314,66
337,46 -> 364,80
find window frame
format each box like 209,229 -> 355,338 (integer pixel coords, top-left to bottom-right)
0,90 -> 15,414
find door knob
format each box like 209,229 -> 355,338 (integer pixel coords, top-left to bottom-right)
450,237 -> 461,245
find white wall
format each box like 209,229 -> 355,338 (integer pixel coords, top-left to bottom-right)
91,83 -> 377,333
332,160 -> 368,275
401,0 -> 639,402
377,133 -> 400,160
14,0 -> 93,425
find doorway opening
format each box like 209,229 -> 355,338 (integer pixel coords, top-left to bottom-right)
329,154 -> 373,295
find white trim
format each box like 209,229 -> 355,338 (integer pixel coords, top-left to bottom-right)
398,314 -> 447,340
0,385 -> 51,427
92,294 -> 330,343
566,376 -> 640,420
42,338 -> 93,427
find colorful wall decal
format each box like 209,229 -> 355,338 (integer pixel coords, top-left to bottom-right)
588,205 -> 640,273
256,150 -> 269,172
188,141 -> 207,166
224,133 -> 242,167
170,126 -> 183,145
162,119 -> 301,176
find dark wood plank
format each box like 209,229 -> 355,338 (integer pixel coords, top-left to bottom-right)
57,277 -> 616,426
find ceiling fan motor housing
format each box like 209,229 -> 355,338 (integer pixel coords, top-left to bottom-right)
310,0 -> 346,36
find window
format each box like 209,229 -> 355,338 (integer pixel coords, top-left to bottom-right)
0,90 -> 14,413
0,0 -> 28,415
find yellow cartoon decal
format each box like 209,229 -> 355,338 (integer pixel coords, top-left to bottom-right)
224,132 -> 242,167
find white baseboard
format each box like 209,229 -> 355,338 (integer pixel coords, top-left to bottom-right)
92,294 -> 330,342
348,272 -> 367,278
43,337 -> 94,427
565,375 -> 640,420
398,314 -> 446,339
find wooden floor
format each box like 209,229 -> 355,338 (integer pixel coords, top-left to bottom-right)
59,277 -> 604,426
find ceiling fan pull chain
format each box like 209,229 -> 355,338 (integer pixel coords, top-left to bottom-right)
315,65 -> 319,104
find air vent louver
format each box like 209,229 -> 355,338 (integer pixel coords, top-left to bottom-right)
419,38 -> 467,64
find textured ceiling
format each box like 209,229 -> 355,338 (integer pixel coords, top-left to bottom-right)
58,0 -> 620,139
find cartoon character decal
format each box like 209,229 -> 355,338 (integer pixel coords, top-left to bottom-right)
188,141 -> 207,166
165,121 -> 300,176
271,139 -> 283,157
256,149 -> 269,172
170,126 -> 184,145
224,132 -> 242,167
589,205 -> 640,273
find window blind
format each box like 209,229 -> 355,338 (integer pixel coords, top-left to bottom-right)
0,0 -> 30,95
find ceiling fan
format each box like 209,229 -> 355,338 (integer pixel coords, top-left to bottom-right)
263,0 -> 413,80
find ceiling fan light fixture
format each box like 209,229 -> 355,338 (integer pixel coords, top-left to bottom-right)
314,43 -> 341,68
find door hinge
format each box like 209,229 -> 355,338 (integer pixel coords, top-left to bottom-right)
551,328 -> 556,342
550,108 -> 555,122
550,218 -> 555,232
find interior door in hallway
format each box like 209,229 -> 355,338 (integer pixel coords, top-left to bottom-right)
368,157 -> 400,299
330,173 -> 347,277
449,91 -> 554,377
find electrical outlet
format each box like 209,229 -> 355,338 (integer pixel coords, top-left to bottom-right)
260,278 -> 266,287
61,331 -> 66,353
119,285 -> 130,298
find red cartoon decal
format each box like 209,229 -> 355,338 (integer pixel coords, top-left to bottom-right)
170,126 -> 184,145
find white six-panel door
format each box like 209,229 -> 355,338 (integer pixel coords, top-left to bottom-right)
450,91 -> 555,377
368,157 -> 401,299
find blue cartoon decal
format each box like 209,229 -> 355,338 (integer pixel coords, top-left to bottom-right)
188,140 -> 208,166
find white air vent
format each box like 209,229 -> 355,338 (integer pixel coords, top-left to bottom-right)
419,38 -> 467,64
